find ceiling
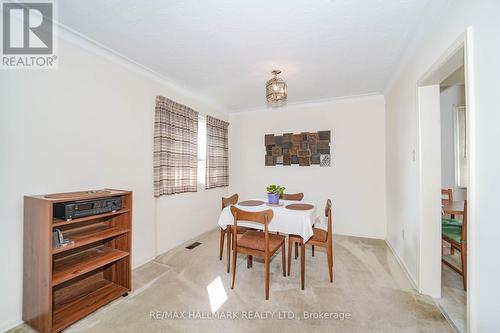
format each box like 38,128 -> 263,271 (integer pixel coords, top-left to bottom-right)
59,0 -> 441,112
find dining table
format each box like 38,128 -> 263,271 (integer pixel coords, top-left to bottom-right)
218,198 -> 318,241
442,200 -> 465,216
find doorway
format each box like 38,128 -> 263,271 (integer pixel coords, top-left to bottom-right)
416,30 -> 473,333
438,65 -> 467,333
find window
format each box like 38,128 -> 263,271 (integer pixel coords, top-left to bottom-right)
205,115 -> 229,189
197,114 -> 207,188
454,105 -> 468,188
153,96 -> 198,196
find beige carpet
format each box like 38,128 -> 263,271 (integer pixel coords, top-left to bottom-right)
11,230 -> 452,333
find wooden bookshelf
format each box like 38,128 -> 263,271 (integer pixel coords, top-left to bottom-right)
23,189 -> 132,333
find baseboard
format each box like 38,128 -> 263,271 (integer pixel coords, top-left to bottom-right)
154,227 -> 219,259
0,318 -> 23,333
434,302 -> 461,333
333,232 -> 386,241
385,239 -> 418,291
132,255 -> 157,270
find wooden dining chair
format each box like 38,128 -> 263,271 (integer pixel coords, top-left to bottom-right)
288,199 -> 333,289
278,192 -> 304,238
442,200 -> 467,290
280,192 -> 305,253
230,206 -> 286,300
441,188 -> 456,254
441,188 -> 456,219
280,192 -> 304,201
219,194 -> 252,273
441,188 -> 454,206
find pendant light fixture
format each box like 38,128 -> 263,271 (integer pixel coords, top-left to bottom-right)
266,69 -> 287,104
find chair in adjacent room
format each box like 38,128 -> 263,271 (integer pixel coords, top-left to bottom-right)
441,188 -> 454,206
288,199 -> 333,289
441,188 -> 455,219
441,188 -> 457,254
442,200 -> 467,290
230,206 -> 286,300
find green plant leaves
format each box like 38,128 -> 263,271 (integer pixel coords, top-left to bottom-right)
266,184 -> 285,194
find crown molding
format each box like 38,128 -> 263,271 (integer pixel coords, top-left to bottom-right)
56,21 -> 227,114
229,93 -> 384,115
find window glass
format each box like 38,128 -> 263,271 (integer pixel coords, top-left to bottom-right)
455,105 -> 468,188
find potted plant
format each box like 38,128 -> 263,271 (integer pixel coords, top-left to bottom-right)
266,184 -> 285,205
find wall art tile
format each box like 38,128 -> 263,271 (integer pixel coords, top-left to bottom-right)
264,130 -> 332,167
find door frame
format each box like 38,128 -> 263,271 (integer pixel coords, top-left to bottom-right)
415,27 -> 475,332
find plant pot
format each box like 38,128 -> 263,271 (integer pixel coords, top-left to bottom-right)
267,193 -> 280,205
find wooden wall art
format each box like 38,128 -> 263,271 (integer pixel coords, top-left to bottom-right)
265,130 -> 331,167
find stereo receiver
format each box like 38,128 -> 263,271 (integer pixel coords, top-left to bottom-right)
53,197 -> 122,220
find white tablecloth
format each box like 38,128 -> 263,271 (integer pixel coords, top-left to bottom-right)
217,199 -> 317,242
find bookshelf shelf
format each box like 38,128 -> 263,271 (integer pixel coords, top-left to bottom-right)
52,279 -> 128,333
52,223 -> 129,254
52,246 -> 129,286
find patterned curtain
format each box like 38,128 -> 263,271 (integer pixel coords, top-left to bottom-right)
206,116 -> 229,189
154,96 -> 198,196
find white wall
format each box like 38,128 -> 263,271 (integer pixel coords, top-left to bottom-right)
385,0 -> 500,330
155,187 -> 227,254
229,96 -> 386,239
440,84 -> 466,201
0,33 -> 227,331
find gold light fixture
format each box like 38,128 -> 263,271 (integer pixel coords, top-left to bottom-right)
266,69 -> 287,104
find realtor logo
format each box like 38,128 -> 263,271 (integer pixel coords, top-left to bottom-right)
1,1 -> 58,68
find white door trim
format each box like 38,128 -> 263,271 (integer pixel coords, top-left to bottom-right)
415,27 -> 475,332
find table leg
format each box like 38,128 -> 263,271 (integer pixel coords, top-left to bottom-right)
301,239 -> 305,290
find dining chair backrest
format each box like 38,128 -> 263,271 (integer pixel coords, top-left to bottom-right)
446,199 -> 467,242
462,200 -> 467,242
325,199 -> 333,241
281,192 -> 304,201
230,206 -> 273,226
222,193 -> 238,210
441,189 -> 453,206
230,206 -> 274,252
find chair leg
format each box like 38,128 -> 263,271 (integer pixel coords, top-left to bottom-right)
295,243 -> 299,259
327,242 -> 333,283
249,255 -> 253,268
231,247 -> 237,290
300,240 -> 305,290
219,228 -> 225,260
247,255 -> 250,269
282,243 -> 286,276
312,245 -> 315,256
461,244 -> 467,291
287,238 -> 292,276
226,227 -> 231,273
265,256 -> 270,300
